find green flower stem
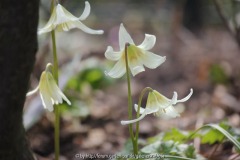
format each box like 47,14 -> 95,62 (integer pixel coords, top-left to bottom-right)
51,0 -> 60,160
134,87 -> 153,151
124,42 -> 137,155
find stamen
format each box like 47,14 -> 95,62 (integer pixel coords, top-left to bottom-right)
104,71 -> 109,76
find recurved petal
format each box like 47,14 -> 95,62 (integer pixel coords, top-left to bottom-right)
105,57 -> 126,78
134,104 -> 145,114
133,46 -> 166,69
157,91 -> 178,109
26,85 -> 39,96
105,46 -> 123,61
38,7 -> 57,34
71,20 -> 104,34
61,5 -> 80,21
177,88 -> 193,103
119,24 -> 134,50
79,1 -> 91,21
121,112 -> 147,125
127,46 -> 145,76
138,34 -> 156,50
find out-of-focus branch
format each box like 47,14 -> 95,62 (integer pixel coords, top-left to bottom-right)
213,0 -> 240,47
213,0 -> 234,35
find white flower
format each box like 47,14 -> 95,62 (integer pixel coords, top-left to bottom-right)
104,23 -> 166,78
121,89 -> 193,125
26,65 -> 71,112
38,1 -> 104,35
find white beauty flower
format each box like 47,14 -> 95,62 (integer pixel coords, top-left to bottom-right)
104,23 -> 166,78
26,64 -> 71,112
121,89 -> 193,125
38,1 -> 104,35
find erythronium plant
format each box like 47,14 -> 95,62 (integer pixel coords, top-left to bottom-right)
27,63 -> 71,112
104,24 -> 167,155
104,24 -> 193,155
33,0 -> 104,159
121,88 -> 193,125
38,1 -> 104,35
105,23 -> 166,78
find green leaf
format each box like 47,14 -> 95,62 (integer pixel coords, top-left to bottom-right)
209,64 -> 229,84
200,127 -> 224,144
141,141 -> 161,154
163,128 -> 190,142
147,133 -> 165,144
182,124 -> 240,150
160,140 -> 176,155
183,144 -> 196,158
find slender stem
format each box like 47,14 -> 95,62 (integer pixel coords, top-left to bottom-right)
135,87 -> 153,151
124,42 -> 137,155
50,0 -> 60,160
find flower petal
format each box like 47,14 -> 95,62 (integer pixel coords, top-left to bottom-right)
146,92 -> 159,114
61,5 -> 80,21
38,7 -> 57,34
132,45 -> 166,69
177,88 -> 193,103
153,90 -> 173,109
119,24 -> 134,50
121,112 -> 147,125
26,71 -> 46,96
127,45 -> 145,76
55,4 -> 72,25
105,57 -> 126,78
50,79 -> 71,105
138,34 -> 156,50
39,78 -> 54,111
46,72 -> 62,104
79,1 -> 91,21
71,20 -> 104,34
26,85 -> 39,96
134,104 -> 145,114
164,106 -> 180,118
105,46 -> 123,61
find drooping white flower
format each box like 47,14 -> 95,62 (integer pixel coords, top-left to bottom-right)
121,89 -> 193,125
26,64 -> 71,111
38,1 -> 104,35
104,24 -> 166,78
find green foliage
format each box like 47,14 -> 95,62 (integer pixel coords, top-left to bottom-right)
113,120 -> 240,160
163,128 -> 191,142
182,122 -> 240,153
140,140 -> 202,160
113,139 -> 203,160
61,67 -> 114,117
67,67 -> 114,92
209,64 -> 229,84
162,128 -> 201,143
59,101 -> 90,118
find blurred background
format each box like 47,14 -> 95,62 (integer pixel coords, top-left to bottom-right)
25,0 -> 240,159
